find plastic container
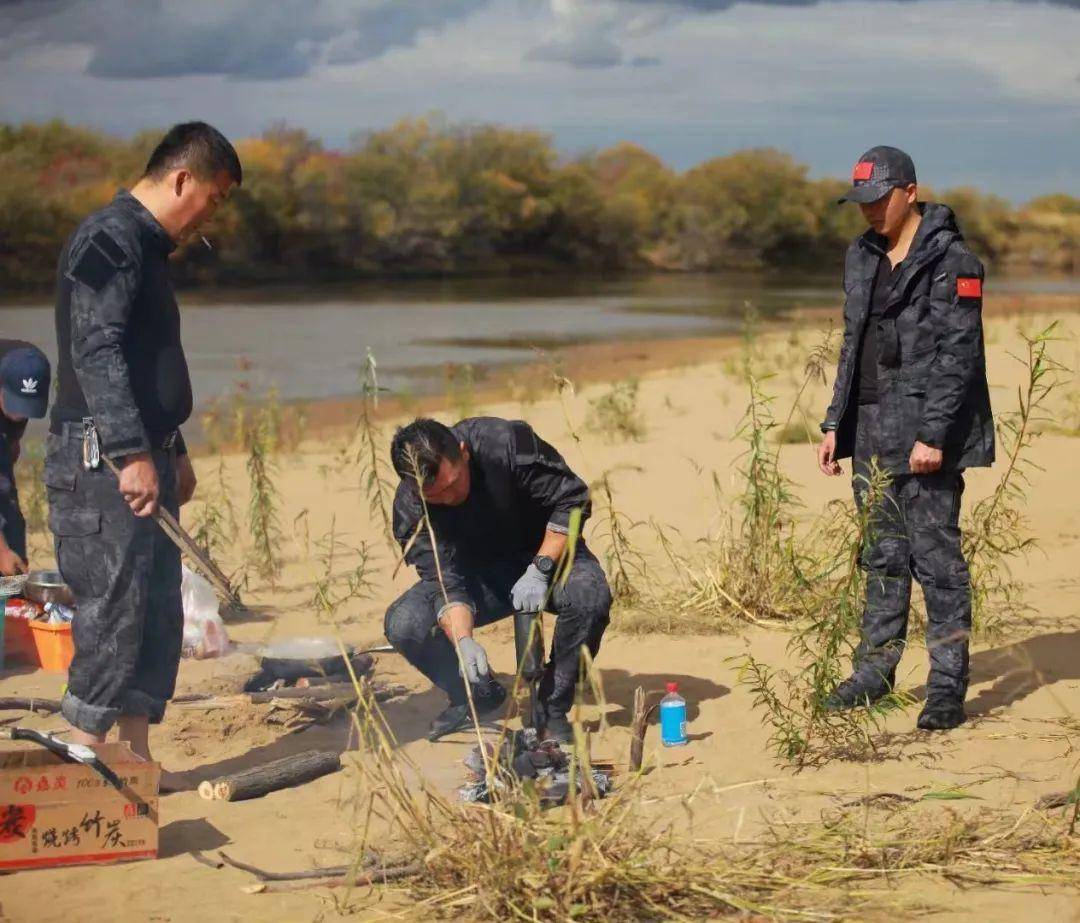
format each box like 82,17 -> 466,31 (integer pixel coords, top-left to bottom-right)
660,681 -> 688,747
28,619 -> 74,673
3,612 -> 38,667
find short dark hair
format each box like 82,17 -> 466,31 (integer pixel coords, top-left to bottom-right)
143,121 -> 243,186
390,418 -> 461,485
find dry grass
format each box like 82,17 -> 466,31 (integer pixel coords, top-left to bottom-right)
334,674 -> 1080,922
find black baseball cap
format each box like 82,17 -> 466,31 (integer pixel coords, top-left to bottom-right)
838,146 -> 917,204
0,347 -> 50,419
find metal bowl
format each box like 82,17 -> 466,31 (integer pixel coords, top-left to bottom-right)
0,574 -> 29,599
23,570 -> 75,608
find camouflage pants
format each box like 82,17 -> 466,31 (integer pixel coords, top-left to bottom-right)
385,545 -> 612,721
45,432 -> 182,736
851,403 -> 971,703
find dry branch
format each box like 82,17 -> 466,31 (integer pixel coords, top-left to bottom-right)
628,686 -> 657,772
241,863 -> 422,894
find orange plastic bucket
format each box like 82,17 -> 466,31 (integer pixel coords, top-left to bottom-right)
28,620 -> 74,673
3,615 -> 38,667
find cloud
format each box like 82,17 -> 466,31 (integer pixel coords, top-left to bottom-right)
528,0 -> 1080,70
0,0 -> 488,80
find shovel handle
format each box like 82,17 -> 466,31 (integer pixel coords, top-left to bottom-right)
101,455 -> 243,610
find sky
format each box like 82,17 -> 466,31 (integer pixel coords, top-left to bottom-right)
1,0 -> 1078,202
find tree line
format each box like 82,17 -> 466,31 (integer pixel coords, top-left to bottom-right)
1,117 -> 1076,292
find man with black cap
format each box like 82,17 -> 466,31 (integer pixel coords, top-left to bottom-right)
817,146 -> 994,731
0,341 -> 51,575
47,122 -> 241,784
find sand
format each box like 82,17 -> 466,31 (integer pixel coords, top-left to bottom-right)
1,295 -> 1079,922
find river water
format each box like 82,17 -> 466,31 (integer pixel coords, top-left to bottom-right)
2,273 -> 1075,408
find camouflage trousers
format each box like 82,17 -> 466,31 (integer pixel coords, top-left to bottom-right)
851,403 -> 971,703
45,431 -> 182,736
385,545 -> 612,721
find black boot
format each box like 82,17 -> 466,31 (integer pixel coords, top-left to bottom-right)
427,679 -> 507,741
916,698 -> 966,731
822,671 -> 894,712
542,713 -> 574,744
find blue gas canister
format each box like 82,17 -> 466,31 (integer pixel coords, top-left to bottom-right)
660,681 -> 688,747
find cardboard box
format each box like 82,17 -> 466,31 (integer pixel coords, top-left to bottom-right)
0,743 -> 159,871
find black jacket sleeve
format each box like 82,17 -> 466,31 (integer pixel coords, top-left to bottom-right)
392,483 -> 475,614
64,222 -> 150,458
822,243 -> 862,432
509,421 -> 591,532
916,244 -> 986,448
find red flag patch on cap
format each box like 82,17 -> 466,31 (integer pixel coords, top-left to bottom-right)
957,277 -> 982,298
852,161 -> 874,181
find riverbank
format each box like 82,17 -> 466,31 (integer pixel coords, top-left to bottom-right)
231,288 -> 1080,446
2,306 -> 1079,921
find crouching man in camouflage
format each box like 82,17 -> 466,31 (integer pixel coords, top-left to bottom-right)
818,146 -> 994,731
385,417 -> 612,742
48,123 -> 241,785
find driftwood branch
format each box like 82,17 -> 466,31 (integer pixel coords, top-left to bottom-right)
217,850 -> 376,881
0,696 -> 62,714
241,863 -> 422,894
198,750 -> 341,802
174,682 -> 408,709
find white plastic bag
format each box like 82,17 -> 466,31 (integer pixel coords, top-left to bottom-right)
181,565 -> 231,659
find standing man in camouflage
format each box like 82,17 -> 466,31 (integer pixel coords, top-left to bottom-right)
0,342 -> 52,575
48,123 -> 241,783
818,146 -> 994,731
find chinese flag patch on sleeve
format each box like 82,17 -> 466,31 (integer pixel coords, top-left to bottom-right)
852,162 -> 874,181
957,277 -> 982,298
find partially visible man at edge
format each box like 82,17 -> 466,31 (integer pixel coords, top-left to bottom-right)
0,341 -> 52,575
818,146 -> 994,731
48,122 -> 241,787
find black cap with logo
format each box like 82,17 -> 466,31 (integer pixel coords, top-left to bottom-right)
0,346 -> 51,419
838,146 -> 917,204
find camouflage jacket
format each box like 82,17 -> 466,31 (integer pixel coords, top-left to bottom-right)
51,190 -> 192,458
392,417 -> 592,611
822,203 -> 995,474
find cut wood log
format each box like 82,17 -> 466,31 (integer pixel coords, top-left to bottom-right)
200,750 -> 341,802
1036,790 -> 1078,810
0,696 -> 61,714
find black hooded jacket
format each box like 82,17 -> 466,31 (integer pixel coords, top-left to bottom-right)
821,203 -> 995,474
392,417 -> 591,613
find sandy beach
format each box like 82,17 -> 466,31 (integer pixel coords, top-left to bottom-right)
2,293 -> 1079,922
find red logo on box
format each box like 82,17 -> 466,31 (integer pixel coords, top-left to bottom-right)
12,778 -> 31,796
0,805 -> 35,843
852,162 -> 874,181
957,277 -> 982,298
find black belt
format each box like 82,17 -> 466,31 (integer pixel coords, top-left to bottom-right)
50,420 -> 179,451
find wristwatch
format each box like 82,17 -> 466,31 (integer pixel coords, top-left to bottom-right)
532,555 -> 557,579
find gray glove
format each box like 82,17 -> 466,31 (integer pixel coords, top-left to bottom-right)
511,564 -> 550,614
456,636 -> 491,685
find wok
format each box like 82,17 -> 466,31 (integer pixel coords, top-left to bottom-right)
258,637 -> 383,682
